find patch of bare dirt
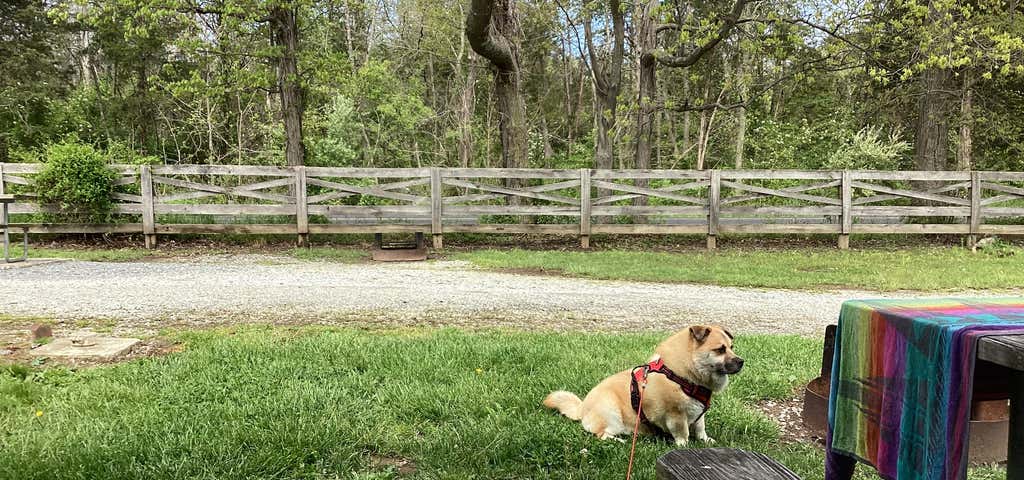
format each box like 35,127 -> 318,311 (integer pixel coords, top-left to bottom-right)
369,454 -> 417,476
754,395 -> 823,446
0,322 -> 182,368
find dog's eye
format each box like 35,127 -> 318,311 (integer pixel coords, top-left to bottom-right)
715,346 -> 727,354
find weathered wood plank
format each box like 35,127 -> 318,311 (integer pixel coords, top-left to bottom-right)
591,224 -> 707,234
306,167 -> 430,178
113,175 -> 139,186
20,223 -> 143,234
296,166 -> 308,236
431,168 -> 443,239
440,168 -> 578,179
851,206 -> 969,216
592,206 -> 707,216
444,205 -> 580,216
708,171 -> 721,237
591,169 -> 709,180
141,165 -> 156,237
442,178 -> 581,205
444,224 -> 578,234
308,224 -> 428,234
111,193 -> 145,203
971,171 -> 982,235
719,224 -> 841,234
156,224 -> 296,234
1,175 -> 31,186
592,180 -> 710,205
979,335 -> 1024,371
306,177 -> 429,204
853,224 -> 971,234
981,208 -> 1024,217
656,448 -> 801,480
851,170 -> 971,181
720,206 -> 841,216
978,224 -> 1024,235
307,205 -> 430,216
580,169 -> 591,242
153,165 -> 296,176
841,171 -> 852,236
591,180 -> 706,205
720,170 -> 841,180
721,180 -> 840,206
849,181 -> 972,206
981,194 -> 1022,206
154,204 -> 296,215
850,182 -> 970,206
981,182 -> 1024,198
154,176 -> 294,203
443,179 -> 581,205
721,180 -> 842,206
0,163 -> 41,174
979,172 -> 1024,182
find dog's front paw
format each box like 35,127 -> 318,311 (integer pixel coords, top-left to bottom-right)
700,436 -> 716,444
674,438 -> 689,447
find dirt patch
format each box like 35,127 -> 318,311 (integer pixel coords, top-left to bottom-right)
754,395 -> 823,446
0,322 -> 182,368
369,454 -> 417,476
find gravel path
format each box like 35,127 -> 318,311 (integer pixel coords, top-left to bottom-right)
0,255 -> 1003,336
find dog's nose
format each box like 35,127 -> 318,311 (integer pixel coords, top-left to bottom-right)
731,357 -> 745,373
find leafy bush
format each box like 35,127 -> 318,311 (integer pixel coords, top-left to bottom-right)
33,138 -> 117,223
822,126 -> 910,171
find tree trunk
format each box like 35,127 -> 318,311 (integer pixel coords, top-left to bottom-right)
466,0 -> 528,177
957,71 -> 973,171
585,0 -> 624,172
271,6 -> 305,167
458,51 -> 477,168
734,49 -> 750,168
634,0 -> 656,174
913,66 -> 952,172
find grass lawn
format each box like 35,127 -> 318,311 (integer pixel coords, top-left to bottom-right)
456,247 -> 1024,291
0,327 -> 1004,480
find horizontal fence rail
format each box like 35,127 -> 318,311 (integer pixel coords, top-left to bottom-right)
2,163 -> 1024,249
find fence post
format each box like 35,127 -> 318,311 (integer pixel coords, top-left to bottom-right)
430,167 -> 443,250
707,170 -> 720,250
580,168 -> 591,249
295,166 -> 309,248
140,165 -> 157,249
0,163 -> 5,195
838,170 -> 852,250
969,170 -> 981,251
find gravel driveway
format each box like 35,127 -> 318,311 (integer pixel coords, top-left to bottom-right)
0,255 -> 1002,336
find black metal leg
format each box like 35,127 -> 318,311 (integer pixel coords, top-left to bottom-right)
1009,370 -> 1024,480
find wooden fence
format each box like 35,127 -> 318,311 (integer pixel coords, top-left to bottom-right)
3,163 -> 1024,249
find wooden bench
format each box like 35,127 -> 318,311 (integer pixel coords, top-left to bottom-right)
978,335 -> 1024,480
656,448 -> 801,480
0,194 -> 27,263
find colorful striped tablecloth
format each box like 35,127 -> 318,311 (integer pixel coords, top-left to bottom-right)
826,298 -> 1024,480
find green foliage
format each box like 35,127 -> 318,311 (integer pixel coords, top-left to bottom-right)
822,126 -> 910,170
33,138 -> 118,223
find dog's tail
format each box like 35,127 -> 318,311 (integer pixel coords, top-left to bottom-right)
543,390 -> 583,421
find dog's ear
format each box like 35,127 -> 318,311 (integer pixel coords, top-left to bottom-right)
689,325 -> 711,344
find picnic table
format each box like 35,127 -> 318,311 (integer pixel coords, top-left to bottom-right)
1,194 -> 27,263
978,335 -> 1024,479
826,298 -> 1024,480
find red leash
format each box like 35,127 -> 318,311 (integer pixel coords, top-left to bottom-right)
625,367 -> 647,480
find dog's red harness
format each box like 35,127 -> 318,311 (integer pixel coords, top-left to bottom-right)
629,358 -> 713,429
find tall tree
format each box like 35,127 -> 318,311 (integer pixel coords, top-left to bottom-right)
583,0 -> 624,171
466,0 -> 528,171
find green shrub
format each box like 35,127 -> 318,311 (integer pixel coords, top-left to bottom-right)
33,138 -> 117,223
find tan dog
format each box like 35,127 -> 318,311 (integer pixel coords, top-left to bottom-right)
543,325 -> 743,445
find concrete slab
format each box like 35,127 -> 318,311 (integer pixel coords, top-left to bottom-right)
32,336 -> 140,359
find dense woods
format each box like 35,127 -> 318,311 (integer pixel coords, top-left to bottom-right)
2,0 -> 1024,171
